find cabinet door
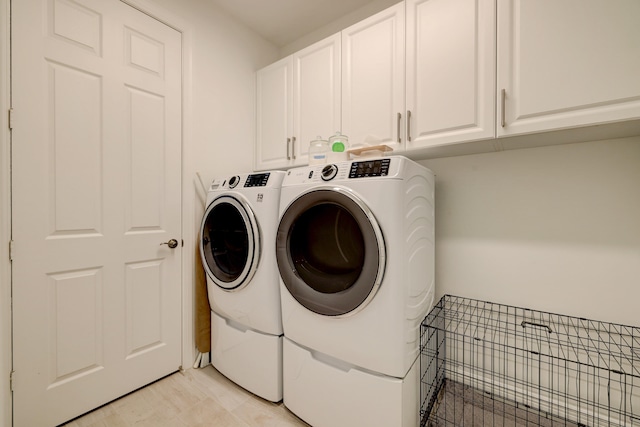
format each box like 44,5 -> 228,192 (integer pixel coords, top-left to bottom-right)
498,0 -> 640,136
342,3 -> 405,149
294,33 -> 341,165
256,56 -> 294,170
406,0 -> 495,149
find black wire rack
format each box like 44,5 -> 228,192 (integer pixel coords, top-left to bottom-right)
420,295 -> 640,427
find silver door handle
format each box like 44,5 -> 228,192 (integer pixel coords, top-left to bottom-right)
160,239 -> 178,249
286,137 -> 291,160
406,110 -> 412,142
501,89 -> 506,128
292,136 -> 296,159
397,112 -> 402,144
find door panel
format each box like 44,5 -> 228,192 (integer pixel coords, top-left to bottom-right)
12,0 -> 182,425
341,3 -> 405,148
497,0 -> 640,135
49,61 -> 103,235
127,87 -> 166,230
48,268 -> 104,385
255,57 -> 294,170
405,0 -> 496,148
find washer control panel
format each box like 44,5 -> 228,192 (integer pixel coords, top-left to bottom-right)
244,172 -> 271,187
349,158 -> 391,178
211,171 -> 284,191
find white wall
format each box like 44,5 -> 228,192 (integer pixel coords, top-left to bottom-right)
421,137 -> 640,327
147,0 -> 278,182
138,0 -> 279,365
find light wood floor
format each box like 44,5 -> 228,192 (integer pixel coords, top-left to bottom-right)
62,365 -> 310,427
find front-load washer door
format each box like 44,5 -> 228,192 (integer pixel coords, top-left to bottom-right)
276,187 -> 385,316
200,194 -> 260,291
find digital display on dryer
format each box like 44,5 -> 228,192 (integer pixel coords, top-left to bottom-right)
349,158 -> 390,178
244,173 -> 270,187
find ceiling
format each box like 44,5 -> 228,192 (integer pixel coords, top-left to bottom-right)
208,0 -> 385,47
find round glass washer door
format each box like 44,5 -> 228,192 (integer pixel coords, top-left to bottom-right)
276,187 -> 386,316
200,194 -> 260,291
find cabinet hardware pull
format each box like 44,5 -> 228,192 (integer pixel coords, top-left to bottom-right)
292,136 -> 296,159
406,110 -> 412,142
501,89 -> 506,128
286,137 -> 291,160
397,112 -> 402,144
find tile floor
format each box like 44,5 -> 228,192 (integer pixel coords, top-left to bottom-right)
61,366 -> 310,427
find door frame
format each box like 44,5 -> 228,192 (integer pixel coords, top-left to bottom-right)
0,1 -> 195,424
1,0 -> 12,425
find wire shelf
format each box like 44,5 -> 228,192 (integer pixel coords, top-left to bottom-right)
420,295 -> 640,427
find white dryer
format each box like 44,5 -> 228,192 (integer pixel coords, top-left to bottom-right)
275,156 -> 435,427
199,171 -> 285,402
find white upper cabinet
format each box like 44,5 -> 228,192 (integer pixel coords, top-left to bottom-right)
294,33 -> 342,161
405,0 -> 496,149
257,0 -> 640,164
341,3 -> 405,149
256,56 -> 293,171
497,0 -> 640,137
256,34 -> 341,171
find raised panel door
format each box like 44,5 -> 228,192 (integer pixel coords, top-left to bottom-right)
293,33 -> 341,164
11,0 -> 182,425
255,56 -> 294,170
406,0 -> 495,149
498,0 -> 640,136
341,2 -> 405,149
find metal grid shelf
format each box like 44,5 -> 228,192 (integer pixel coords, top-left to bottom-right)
420,295 -> 639,426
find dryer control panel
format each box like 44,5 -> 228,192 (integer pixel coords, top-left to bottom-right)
282,157 -> 409,185
349,158 -> 391,178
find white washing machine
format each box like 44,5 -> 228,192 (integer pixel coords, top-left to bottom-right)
275,156 -> 435,427
199,170 -> 285,402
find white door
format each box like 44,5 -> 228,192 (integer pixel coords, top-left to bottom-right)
255,56 -> 294,171
11,0 -> 182,425
293,33 -> 342,162
341,2 -> 405,149
497,0 -> 640,136
405,0 -> 495,149
255,34 -> 341,172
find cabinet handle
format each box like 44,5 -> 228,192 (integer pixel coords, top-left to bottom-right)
397,112 -> 402,144
501,89 -> 506,128
292,136 -> 296,159
406,110 -> 412,142
286,137 -> 291,160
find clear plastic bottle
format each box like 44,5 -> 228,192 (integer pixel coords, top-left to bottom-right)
308,136 -> 329,165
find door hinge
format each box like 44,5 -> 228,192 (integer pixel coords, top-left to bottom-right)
9,240 -> 14,262
10,370 -> 15,392
8,108 -> 14,130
